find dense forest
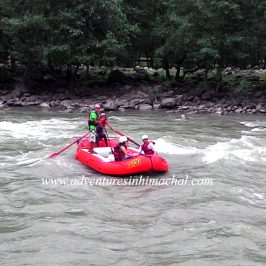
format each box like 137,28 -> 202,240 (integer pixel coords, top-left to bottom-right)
0,0 -> 266,85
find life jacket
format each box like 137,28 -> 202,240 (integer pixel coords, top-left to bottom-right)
141,141 -> 155,155
97,118 -> 107,127
88,111 -> 99,127
114,143 -> 126,161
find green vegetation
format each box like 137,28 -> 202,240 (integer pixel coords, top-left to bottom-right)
0,0 -> 266,87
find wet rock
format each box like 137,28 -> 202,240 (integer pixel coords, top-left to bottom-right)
22,101 -> 40,106
40,103 -> 50,108
176,99 -> 183,106
254,91 -> 264,98
0,101 -> 5,108
0,90 -> 9,96
216,108 -> 223,115
6,98 -> 23,106
235,107 -> 243,113
193,96 -> 201,103
153,102 -> 161,109
222,102 -> 230,108
103,99 -> 118,111
175,95 -> 184,100
78,107 -> 88,113
60,100 -> 73,108
198,104 -> 207,110
162,90 -> 174,97
26,95 -> 40,102
179,105 -> 189,110
6,84 -> 28,99
246,103 -> 256,109
137,104 -> 153,111
130,98 -> 146,106
161,98 -> 176,108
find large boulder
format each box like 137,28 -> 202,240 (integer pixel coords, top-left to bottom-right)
153,102 -> 161,109
22,101 -> 40,106
60,100 -> 73,108
254,91 -> 264,98
130,98 -> 146,106
161,98 -> 176,108
137,104 -> 153,111
6,98 -> 23,106
103,99 -> 118,111
4,84 -> 28,100
235,107 -> 243,113
40,103 -> 50,108
78,107 -> 88,113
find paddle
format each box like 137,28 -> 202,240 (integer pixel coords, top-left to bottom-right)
111,128 -> 140,147
48,132 -> 89,158
104,128 -> 114,154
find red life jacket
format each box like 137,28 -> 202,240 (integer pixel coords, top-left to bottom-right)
141,141 -> 154,155
98,118 -> 107,127
114,143 -> 126,161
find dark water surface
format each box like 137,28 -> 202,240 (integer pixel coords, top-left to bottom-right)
0,107 -> 265,265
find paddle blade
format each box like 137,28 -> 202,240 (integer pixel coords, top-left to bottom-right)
48,132 -> 89,159
48,153 -> 58,158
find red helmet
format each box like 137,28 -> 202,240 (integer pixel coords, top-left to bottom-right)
100,113 -> 106,117
94,104 -> 101,109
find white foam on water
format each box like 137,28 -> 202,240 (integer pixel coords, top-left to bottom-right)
202,135 -> 266,164
251,128 -> 266,132
0,152 -> 46,169
154,137 -> 200,155
240,121 -> 266,128
0,119 -> 79,140
108,116 -> 127,121
232,187 -> 265,205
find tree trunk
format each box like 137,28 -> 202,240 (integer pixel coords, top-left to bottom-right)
175,65 -> 181,81
145,51 -> 150,68
216,64 -> 223,92
150,56 -> 154,68
10,56 -> 16,77
66,65 -> 72,83
164,57 -> 170,79
204,68 -> 208,83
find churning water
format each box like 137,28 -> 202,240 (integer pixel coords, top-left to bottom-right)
0,107 -> 265,265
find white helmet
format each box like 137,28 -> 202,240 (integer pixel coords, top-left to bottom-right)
119,136 -> 127,143
142,135 -> 149,140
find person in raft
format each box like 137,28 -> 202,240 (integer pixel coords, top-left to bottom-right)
138,135 -> 157,155
95,112 -> 114,147
113,136 -> 133,161
88,103 -> 101,153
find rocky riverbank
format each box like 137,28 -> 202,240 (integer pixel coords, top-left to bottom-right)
1,82 -> 266,115
0,68 -> 266,115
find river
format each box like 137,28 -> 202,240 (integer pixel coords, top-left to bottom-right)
1,107 -> 266,265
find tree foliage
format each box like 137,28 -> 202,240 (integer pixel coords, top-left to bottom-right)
0,0 -> 266,84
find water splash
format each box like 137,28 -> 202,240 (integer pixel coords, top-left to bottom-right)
202,135 -> 266,163
154,137 -> 199,155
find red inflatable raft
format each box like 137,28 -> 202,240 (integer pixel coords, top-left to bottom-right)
75,138 -> 168,176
